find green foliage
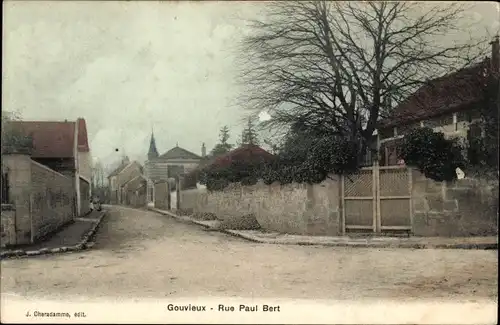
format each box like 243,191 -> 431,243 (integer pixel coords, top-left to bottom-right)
466,129 -> 489,167
261,135 -> 360,185
201,121 -> 362,190
1,114 -> 33,155
399,127 -> 465,182
199,160 -> 263,191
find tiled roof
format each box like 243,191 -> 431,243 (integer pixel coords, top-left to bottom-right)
158,146 -> 201,160
9,121 -> 76,158
379,60 -> 489,128
207,144 -> 275,169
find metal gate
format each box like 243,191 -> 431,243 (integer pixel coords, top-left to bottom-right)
341,165 -> 413,234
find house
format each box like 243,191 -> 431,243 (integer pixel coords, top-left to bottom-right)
208,144 -> 275,169
107,157 -> 144,205
378,37 -> 499,166
1,117 -> 92,246
181,144 -> 275,190
122,174 -> 148,207
144,131 -> 205,204
7,118 -> 92,216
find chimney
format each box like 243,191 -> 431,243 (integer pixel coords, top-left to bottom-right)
491,35 -> 499,74
201,142 -> 206,157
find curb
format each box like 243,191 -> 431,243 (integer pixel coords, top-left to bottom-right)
0,211 -> 107,260
149,208 -> 498,250
222,230 -> 498,250
150,208 -> 215,229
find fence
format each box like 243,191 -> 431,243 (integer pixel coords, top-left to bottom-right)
341,165 -> 412,234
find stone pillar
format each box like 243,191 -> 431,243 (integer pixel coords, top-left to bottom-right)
166,181 -> 171,210
2,153 -> 33,245
176,176 -> 183,210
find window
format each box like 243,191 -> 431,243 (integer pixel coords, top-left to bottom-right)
167,165 -> 185,179
378,127 -> 395,140
425,114 -> 454,128
149,185 -> 154,202
396,123 -> 420,137
468,122 -> 483,139
380,138 -> 404,166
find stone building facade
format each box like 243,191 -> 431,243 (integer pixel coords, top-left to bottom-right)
144,131 -> 205,206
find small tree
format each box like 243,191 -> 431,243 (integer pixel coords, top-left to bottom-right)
240,118 -> 260,146
399,128 -> 466,182
210,125 -> 233,157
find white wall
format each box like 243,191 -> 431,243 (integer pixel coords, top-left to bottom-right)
78,151 -> 92,182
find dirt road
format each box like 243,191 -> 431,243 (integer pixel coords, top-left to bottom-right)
1,206 -> 497,302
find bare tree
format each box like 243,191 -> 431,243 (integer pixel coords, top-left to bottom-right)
237,1 -> 489,154
91,159 -> 106,189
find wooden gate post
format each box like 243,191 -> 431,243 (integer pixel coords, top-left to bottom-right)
166,181 -> 171,210
408,167 -> 414,233
375,162 -> 382,233
340,175 -> 346,235
372,164 -> 378,233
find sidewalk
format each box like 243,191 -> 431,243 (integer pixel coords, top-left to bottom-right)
150,207 -> 498,250
0,210 -> 107,259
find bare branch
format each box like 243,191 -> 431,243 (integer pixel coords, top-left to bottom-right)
236,1 -> 489,150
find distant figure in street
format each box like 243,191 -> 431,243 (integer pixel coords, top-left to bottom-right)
90,196 -> 102,211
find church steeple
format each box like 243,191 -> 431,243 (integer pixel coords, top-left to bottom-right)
148,129 -> 159,160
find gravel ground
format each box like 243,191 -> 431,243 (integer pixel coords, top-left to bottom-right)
1,206 -> 497,302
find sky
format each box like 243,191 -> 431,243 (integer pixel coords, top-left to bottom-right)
2,1 -> 262,170
2,1 -> 499,171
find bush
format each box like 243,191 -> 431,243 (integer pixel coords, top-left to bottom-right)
219,214 -> 261,230
199,160 -> 265,191
261,135 -> 360,185
399,127 -> 466,182
191,212 -> 218,221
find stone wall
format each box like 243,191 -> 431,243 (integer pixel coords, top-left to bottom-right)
2,154 -> 76,245
31,161 -> 75,242
180,176 -> 341,236
412,170 -> 498,237
180,169 -> 497,238
2,154 -> 33,245
1,204 -> 16,247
